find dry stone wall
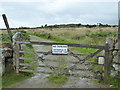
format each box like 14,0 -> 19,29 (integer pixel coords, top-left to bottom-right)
0,48 -> 12,75
0,32 -> 22,75
107,38 -> 120,77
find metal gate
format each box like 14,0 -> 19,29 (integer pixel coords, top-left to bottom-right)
13,40 -> 112,82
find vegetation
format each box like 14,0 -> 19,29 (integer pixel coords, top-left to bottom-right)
0,30 -> 30,45
0,34 -> 11,42
17,23 -> 117,29
89,58 -> 103,74
30,28 -> 116,55
86,31 -> 116,38
47,75 -> 68,84
28,27 -> 118,89
108,76 -> 120,89
0,26 -> 118,88
22,44 -> 37,70
2,30 -> 35,88
2,72 -> 34,88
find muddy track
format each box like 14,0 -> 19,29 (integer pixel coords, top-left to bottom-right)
8,35 -> 109,88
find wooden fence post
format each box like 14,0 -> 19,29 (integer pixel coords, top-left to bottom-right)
118,1 -> 120,77
104,43 -> 109,82
104,40 -> 113,83
13,46 -> 16,70
15,43 -> 20,74
12,32 -> 22,74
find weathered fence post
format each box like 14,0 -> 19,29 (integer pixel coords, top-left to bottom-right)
104,43 -> 110,82
104,38 -> 113,83
12,32 -> 22,74
15,43 -> 20,74
118,1 -> 120,77
2,14 -> 13,42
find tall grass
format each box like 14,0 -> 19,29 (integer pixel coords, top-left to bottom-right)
29,27 -> 116,55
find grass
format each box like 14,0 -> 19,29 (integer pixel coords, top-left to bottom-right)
28,27 -> 119,89
89,58 -> 119,90
86,31 -> 116,38
108,76 -> 120,89
29,28 -> 115,56
22,44 -> 37,70
0,30 -> 30,43
2,72 -> 34,88
0,34 -> 11,43
47,75 -> 68,84
1,30 -> 35,88
24,60 -> 33,63
1,27 -> 117,88
30,33 -> 101,55
23,44 -> 36,63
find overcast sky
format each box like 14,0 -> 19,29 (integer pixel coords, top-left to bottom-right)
0,0 -> 119,28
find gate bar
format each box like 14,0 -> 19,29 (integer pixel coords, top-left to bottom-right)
16,41 -> 105,49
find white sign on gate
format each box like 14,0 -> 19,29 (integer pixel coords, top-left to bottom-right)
98,57 -> 104,65
52,45 -> 68,54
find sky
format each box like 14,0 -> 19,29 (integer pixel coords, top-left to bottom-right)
0,0 -> 119,28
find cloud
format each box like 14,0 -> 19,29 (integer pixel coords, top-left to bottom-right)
0,1 -> 118,28
0,15 -> 32,28
0,6 -> 5,14
0,0 -> 119,2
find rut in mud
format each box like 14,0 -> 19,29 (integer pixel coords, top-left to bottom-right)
8,35 -> 109,88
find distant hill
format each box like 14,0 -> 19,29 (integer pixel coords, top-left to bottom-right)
0,23 -> 118,30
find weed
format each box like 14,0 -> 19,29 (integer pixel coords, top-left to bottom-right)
47,75 -> 68,84
24,60 -> 33,63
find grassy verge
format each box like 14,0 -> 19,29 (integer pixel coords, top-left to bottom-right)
47,75 -> 68,84
2,72 -> 34,88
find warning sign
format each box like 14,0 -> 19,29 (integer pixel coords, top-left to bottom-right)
52,45 -> 68,54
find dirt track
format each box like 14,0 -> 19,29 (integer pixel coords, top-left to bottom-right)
8,35 -> 109,88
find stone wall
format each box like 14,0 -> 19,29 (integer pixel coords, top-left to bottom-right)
0,32 -> 22,75
107,38 -> 120,77
0,48 -> 12,75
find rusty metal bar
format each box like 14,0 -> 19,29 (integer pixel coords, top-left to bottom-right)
83,48 -> 104,61
16,41 -> 105,49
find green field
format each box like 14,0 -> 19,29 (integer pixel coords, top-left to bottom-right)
1,26 -> 119,89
